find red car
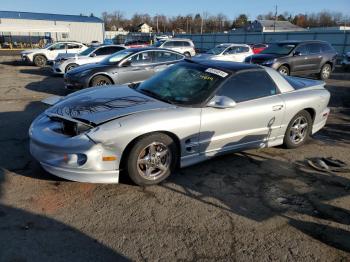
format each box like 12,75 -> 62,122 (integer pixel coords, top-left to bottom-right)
250,43 -> 268,54
124,40 -> 150,48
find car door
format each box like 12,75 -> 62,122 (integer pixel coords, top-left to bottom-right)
116,51 -> 155,84
306,43 -> 323,72
221,47 -> 237,61
47,43 -> 67,60
290,44 -> 312,72
162,41 -> 175,51
199,69 -> 285,154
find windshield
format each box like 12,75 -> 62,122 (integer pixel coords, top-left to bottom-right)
153,40 -> 165,47
101,50 -> 134,65
206,45 -> 228,55
79,46 -> 96,56
260,43 -> 296,55
134,62 -> 228,106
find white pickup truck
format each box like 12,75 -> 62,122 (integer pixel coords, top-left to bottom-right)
21,41 -> 87,67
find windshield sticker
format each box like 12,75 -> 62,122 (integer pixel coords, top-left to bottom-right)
205,68 -> 228,78
200,74 -> 214,81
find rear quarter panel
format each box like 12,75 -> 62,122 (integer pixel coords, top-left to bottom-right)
280,86 -> 330,134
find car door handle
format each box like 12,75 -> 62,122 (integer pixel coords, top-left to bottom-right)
272,105 -> 284,111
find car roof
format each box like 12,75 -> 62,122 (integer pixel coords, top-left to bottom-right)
96,44 -> 124,48
275,40 -> 328,45
125,47 -> 182,53
165,38 -> 193,42
189,58 -> 261,73
217,43 -> 250,47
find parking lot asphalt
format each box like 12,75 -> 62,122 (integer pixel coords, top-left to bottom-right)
0,56 -> 349,261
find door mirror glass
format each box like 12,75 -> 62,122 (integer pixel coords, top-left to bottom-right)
207,96 -> 236,109
293,51 -> 301,56
90,53 -> 97,57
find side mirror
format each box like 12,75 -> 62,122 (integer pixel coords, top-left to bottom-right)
207,96 -> 237,109
121,60 -> 131,67
293,51 -> 301,56
90,53 -> 97,57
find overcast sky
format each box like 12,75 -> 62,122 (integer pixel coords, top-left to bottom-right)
1,0 -> 350,19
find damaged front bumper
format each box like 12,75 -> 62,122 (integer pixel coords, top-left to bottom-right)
29,113 -> 121,183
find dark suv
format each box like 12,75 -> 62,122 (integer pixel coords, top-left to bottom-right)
245,40 -> 337,80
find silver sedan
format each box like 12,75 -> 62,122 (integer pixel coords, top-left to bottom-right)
29,59 -> 330,186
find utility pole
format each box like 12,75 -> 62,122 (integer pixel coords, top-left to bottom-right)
274,4 -> 278,32
200,15 -> 204,34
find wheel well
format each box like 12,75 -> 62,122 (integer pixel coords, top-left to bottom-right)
303,108 -> 316,122
89,74 -> 114,87
279,64 -> 290,71
323,61 -> 333,69
119,131 -> 181,172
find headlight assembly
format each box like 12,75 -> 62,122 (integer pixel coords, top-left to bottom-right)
263,59 -> 277,65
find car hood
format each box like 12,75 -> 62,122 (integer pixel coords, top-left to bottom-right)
195,53 -> 217,59
67,63 -> 109,74
56,53 -> 80,60
45,85 -> 175,126
246,53 -> 285,61
21,48 -> 44,55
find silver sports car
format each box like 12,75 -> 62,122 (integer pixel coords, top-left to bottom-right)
29,59 -> 330,186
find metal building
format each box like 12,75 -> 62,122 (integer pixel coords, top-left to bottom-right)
0,11 -> 104,45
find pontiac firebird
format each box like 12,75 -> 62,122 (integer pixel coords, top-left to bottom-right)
29,59 -> 330,186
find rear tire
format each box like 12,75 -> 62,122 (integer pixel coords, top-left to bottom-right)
283,110 -> 312,149
126,133 -> 177,186
319,63 -> 332,80
90,75 -> 112,87
278,65 -> 290,76
33,55 -> 47,67
65,63 -> 78,73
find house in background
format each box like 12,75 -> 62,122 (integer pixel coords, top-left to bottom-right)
246,20 -> 307,32
137,23 -> 152,33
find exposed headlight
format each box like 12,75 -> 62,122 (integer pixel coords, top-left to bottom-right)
263,59 -> 277,65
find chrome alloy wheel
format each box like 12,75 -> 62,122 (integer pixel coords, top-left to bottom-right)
137,142 -> 171,180
97,80 -> 109,86
279,67 -> 289,75
322,64 -> 331,79
289,116 -> 308,144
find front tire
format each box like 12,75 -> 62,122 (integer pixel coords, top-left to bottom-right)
278,65 -> 290,76
90,75 -> 112,87
33,55 -> 47,67
283,110 -> 312,149
126,133 -> 177,186
319,63 -> 332,80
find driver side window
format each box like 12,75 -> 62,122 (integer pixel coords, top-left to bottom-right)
128,51 -> 153,66
217,70 -> 278,103
295,45 -> 309,56
50,43 -> 66,50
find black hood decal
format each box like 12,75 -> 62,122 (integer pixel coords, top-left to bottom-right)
45,86 -> 175,125
49,96 -> 153,118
